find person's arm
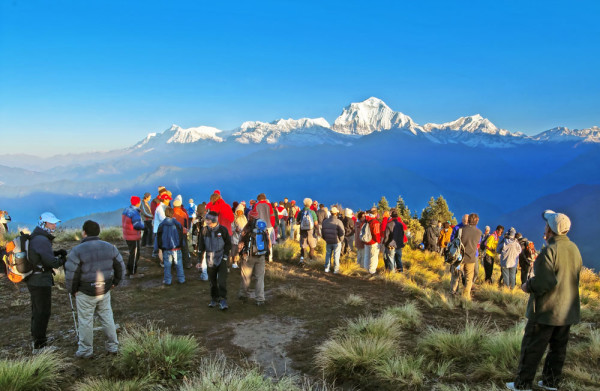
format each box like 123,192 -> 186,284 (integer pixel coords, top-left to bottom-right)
177,223 -> 184,248
222,227 -> 232,258
33,237 -> 65,270
132,210 -> 145,231
197,228 -> 206,262
112,247 -> 125,287
64,248 -> 80,295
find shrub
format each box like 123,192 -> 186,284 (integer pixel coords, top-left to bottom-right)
114,322 -> 202,381
383,301 -> 422,329
100,226 -> 123,242
343,294 -> 366,307
0,350 -> 68,390
74,377 -> 158,391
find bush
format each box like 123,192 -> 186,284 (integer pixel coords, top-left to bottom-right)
0,350 -> 68,390
114,323 -> 202,381
100,226 -> 123,242
74,377 -> 158,391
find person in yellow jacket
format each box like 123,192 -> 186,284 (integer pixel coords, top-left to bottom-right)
437,222 -> 452,255
483,225 -> 504,283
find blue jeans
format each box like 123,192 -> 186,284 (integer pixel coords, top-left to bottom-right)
383,247 -> 404,272
278,219 -> 287,240
394,247 -> 404,272
501,266 -> 517,289
324,243 -> 341,272
163,250 -> 185,284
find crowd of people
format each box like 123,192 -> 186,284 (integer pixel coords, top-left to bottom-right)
0,188 -> 585,391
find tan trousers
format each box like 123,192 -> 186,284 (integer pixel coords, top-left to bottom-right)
239,255 -> 265,302
451,262 -> 475,299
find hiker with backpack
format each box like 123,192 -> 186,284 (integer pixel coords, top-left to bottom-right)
450,213 -> 481,299
423,220 -> 440,253
197,211 -> 232,310
362,208 -> 381,275
153,192 -> 172,265
252,193 -> 276,262
237,210 -> 271,306
64,220 -> 125,358
382,210 -> 407,273
27,212 -> 67,354
275,201 -> 288,242
437,222 -> 452,256
321,206 -> 345,274
341,208 -> 355,255
297,198 -> 318,265
173,195 -> 192,269
497,227 -> 522,289
507,210 -> 582,391
516,233 -> 536,285
121,196 -> 145,279
191,202 -> 208,281
157,207 -> 186,286
483,225 -> 504,283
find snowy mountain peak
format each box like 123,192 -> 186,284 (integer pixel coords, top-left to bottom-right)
233,117 -> 339,145
332,97 -> 421,136
534,126 -> 600,143
134,124 -> 224,148
423,115 -> 505,135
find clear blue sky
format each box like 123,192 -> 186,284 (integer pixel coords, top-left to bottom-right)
1,0 -> 599,156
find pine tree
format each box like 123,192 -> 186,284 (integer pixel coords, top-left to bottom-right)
420,195 -> 456,227
377,196 -> 390,217
395,195 -> 411,221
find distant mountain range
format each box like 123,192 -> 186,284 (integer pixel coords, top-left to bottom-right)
1,97 -> 599,268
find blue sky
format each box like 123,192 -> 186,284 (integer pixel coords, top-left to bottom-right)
1,0 -> 599,156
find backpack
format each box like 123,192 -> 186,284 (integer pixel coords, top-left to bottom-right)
2,232 -> 32,283
480,234 -> 489,252
300,210 -> 314,231
445,228 -> 464,265
360,221 -> 373,243
246,219 -> 269,257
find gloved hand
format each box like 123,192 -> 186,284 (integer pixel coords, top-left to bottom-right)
54,249 -> 68,258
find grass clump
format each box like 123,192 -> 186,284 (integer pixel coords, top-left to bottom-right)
0,350 -> 69,390
343,293 -> 366,307
276,285 -> 303,300
99,226 -> 123,242
74,377 -> 158,391
337,312 -> 402,340
417,322 -> 487,369
383,301 -> 422,329
375,355 -> 425,389
272,239 -> 300,262
265,264 -> 288,282
114,322 -> 202,381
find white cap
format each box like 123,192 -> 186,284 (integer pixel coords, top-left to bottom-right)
345,208 -> 353,217
40,212 -> 61,224
330,206 -> 339,214
542,210 -> 571,235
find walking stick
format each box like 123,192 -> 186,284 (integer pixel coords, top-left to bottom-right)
68,292 -> 79,340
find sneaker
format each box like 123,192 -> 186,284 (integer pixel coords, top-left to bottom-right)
537,381 -> 558,391
505,382 -> 532,391
324,268 -> 330,273
256,301 -> 265,307
32,345 -> 59,355
208,300 -> 218,308
160,262 -> 164,268
200,272 -> 208,281
219,299 -> 229,310
232,263 -> 239,269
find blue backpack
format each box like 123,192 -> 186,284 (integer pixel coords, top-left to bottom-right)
252,219 -> 269,256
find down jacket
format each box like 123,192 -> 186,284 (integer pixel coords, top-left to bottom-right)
65,236 -> 125,296
26,226 -> 65,287
157,218 -> 184,251
497,237 -> 522,268
321,215 -> 345,244
383,218 -> 406,249
122,205 -> 144,241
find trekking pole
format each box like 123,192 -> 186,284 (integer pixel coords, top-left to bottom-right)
68,293 -> 79,340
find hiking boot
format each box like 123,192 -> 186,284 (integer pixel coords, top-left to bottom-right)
232,263 -> 239,269
219,299 -> 229,310
208,300 -> 218,308
505,382 -> 531,391
537,381 -> 558,391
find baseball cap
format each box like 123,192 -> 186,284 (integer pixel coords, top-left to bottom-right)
542,210 -> 571,235
40,212 -> 61,224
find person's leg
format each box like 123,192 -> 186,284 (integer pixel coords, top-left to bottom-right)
333,242 -> 341,273
324,243 -> 333,271
216,260 -> 228,300
368,243 -> 379,274
462,262 -> 475,299
75,293 -> 97,357
473,257 -> 480,283
94,291 -> 119,353
514,321 -> 554,389
450,267 -> 460,294
181,236 -> 191,268
175,250 -> 185,283
238,256 -> 255,298
395,247 -> 404,272
363,245 -> 371,270
540,325 -> 571,388
501,267 -> 510,288
162,250 -> 173,285
254,256 -> 266,302
509,267 -> 517,289
126,240 -> 137,274
521,264 -> 530,285
483,254 -> 493,283
356,247 -> 364,266
153,234 -> 159,257
207,265 -> 219,301
28,285 -> 52,349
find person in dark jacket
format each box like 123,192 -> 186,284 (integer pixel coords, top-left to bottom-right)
423,220 -> 440,252
321,206 -> 345,273
65,220 -> 125,358
315,204 -> 328,239
341,208 -> 355,255
157,207 -> 185,286
198,211 -> 232,310
383,210 -> 406,273
140,193 -> 154,247
121,196 -> 145,278
516,233 -> 536,285
450,213 -> 481,300
27,212 -> 67,354
507,210 -> 582,391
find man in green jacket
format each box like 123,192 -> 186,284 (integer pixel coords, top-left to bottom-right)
507,210 -> 582,391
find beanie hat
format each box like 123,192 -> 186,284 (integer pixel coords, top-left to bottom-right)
206,211 -> 218,223
173,199 -> 182,207
131,196 -> 141,206
542,210 -> 571,235
214,190 -> 221,195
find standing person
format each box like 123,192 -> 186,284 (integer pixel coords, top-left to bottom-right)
484,225 -> 504,283
341,208 -> 355,255
437,222 -> 453,255
206,192 -> 235,235
237,211 -> 270,306
157,207 -> 185,286
382,210 -> 406,273
191,203 -> 208,281
497,227 -> 522,289
354,212 -> 366,266
253,193 -> 276,261
121,196 -> 145,278
186,199 -> 197,220
197,211 -> 232,310
290,201 -> 301,241
153,192 -> 171,264
321,206 -> 345,273
27,212 -> 67,354
316,204 -> 328,239
297,198 -> 318,265
275,201 -> 288,242
64,220 -> 125,358
476,225 -> 491,282
363,208 -> 381,275
507,210 -> 581,391
230,204 -> 248,269
140,193 -> 154,247
173,196 -> 192,269
0,210 -> 11,232
516,233 -> 536,285
450,213 -> 482,299
423,220 -> 440,252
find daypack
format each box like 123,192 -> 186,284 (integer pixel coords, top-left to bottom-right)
299,210 -> 314,231
245,219 -> 269,257
445,228 -> 464,265
360,221 -> 373,243
2,232 -> 32,283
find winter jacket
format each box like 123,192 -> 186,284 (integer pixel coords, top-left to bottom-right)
173,206 -> 190,234
206,198 -> 235,235
141,200 -> 153,221
253,200 -> 276,228
525,235 -> 582,326
150,198 -> 161,215
186,203 -> 197,218
424,224 -> 439,252
26,227 -> 65,287
321,215 -> 345,244
450,223 -> 463,242
276,206 -> 288,221
497,237 -> 522,268
342,216 -> 355,238
354,220 -> 365,250
153,203 -> 167,234
157,218 -> 184,251
461,225 -> 482,264
383,218 -> 406,249
364,216 -> 381,245
122,205 -> 144,241
438,228 -> 452,250
198,225 -> 231,268
518,237 -> 534,268
316,209 -> 328,226
65,236 -> 125,296
485,232 -> 500,257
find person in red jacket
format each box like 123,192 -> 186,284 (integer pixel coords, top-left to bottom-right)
363,208 -> 381,274
206,192 -> 234,235
122,196 -> 145,278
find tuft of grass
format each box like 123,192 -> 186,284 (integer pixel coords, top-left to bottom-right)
99,227 -> 123,242
114,322 -> 202,381
339,259 -> 365,276
74,377 -> 158,391
272,239 -> 301,262
342,293 -> 366,307
315,238 -> 327,257
383,301 -> 422,329
472,323 -> 523,381
0,350 -> 69,390
265,265 -> 288,282
336,313 -> 402,341
276,285 -> 303,300
571,329 -> 600,362
375,355 -> 425,389
417,322 -> 487,369
475,284 -> 528,316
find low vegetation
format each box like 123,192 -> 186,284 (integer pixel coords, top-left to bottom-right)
0,350 -> 68,390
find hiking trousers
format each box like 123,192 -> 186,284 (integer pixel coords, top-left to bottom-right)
207,259 -> 228,300
141,220 -> 153,246
28,285 -> 52,349
364,243 -> 379,274
356,247 -> 365,266
483,254 -> 495,282
239,255 -> 265,302
76,291 -> 119,357
451,262 -> 475,299
126,239 -> 141,274
514,321 -> 571,390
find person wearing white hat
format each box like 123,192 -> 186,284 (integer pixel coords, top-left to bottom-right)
27,212 -> 68,354
507,210 -> 582,391
321,206 -> 345,273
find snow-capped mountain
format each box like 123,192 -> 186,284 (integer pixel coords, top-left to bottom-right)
134,124 -> 225,148
423,114 -> 512,136
230,118 -> 349,145
332,97 -> 422,135
534,126 -> 600,143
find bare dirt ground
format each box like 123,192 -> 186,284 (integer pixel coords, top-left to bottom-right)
0,239 -> 520,388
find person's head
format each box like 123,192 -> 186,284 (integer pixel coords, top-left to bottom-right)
370,206 -> 378,217
39,212 -> 61,233
82,220 -> 100,237
130,196 -> 141,207
210,193 -> 221,203
443,221 -> 450,229
330,206 -> 339,216
468,213 -> 479,226
273,201 -> 278,207
257,193 -> 267,201
164,207 -> 174,218
391,210 -> 399,218
515,232 -> 523,240
496,225 -> 504,235
542,210 -> 571,238
158,186 -> 167,194
206,211 -> 219,227
357,211 -> 365,221
250,199 -> 256,206
462,214 -> 469,225
291,200 -> 296,206
319,203 -> 325,209
303,198 -> 312,208
143,192 -> 151,201
284,197 -> 288,203
345,208 -> 353,218
484,225 -> 490,234
508,227 -> 516,238
383,210 -> 390,218
189,198 -> 194,204
173,198 -> 182,208
159,193 -> 172,204
437,221 -> 442,227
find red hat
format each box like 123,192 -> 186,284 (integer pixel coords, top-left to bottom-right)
159,193 -> 172,201
130,196 -> 141,206
291,200 -> 296,204
214,190 -> 221,195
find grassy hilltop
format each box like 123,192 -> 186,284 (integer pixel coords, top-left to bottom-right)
0,228 -> 599,390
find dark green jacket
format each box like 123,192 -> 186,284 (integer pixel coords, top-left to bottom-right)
525,235 -> 582,326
